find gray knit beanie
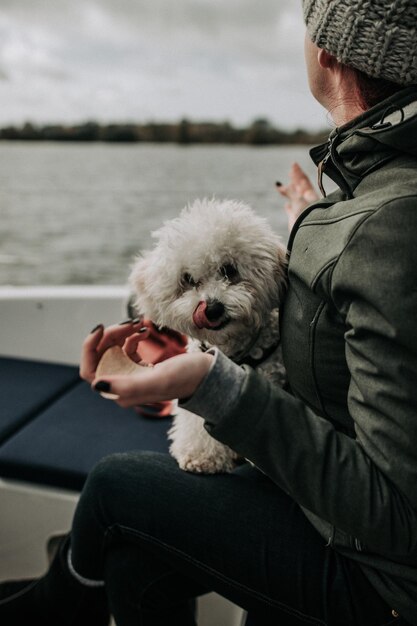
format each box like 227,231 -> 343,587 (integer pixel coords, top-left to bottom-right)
303,0 -> 417,85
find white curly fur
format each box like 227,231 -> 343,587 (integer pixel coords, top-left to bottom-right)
130,198 -> 287,474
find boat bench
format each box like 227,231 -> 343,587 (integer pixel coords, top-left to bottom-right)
0,355 -> 248,626
0,356 -> 170,491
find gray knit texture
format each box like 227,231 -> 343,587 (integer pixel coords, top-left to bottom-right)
303,0 -> 417,85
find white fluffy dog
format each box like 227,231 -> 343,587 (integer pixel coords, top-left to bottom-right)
130,198 -> 287,474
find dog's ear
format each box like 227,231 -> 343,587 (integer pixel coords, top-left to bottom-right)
129,254 -> 151,315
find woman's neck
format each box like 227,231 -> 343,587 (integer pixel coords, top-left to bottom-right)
325,76 -> 367,127
329,99 -> 366,126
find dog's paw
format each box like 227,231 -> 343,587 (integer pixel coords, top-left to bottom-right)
177,454 -> 235,474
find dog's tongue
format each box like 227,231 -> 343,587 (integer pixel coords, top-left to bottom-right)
193,301 -> 222,330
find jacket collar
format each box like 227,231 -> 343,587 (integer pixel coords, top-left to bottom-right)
310,86 -> 417,198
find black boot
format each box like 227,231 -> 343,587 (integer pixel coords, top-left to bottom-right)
0,535 -> 110,626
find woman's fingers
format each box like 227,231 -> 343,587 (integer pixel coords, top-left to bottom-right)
92,352 -> 214,408
93,369 -> 165,408
278,163 -> 316,199
304,188 -> 320,203
96,320 -> 145,354
276,183 -> 289,198
80,324 -> 104,382
291,163 -> 318,201
276,162 -> 320,233
123,328 -> 150,363
80,320 -> 147,383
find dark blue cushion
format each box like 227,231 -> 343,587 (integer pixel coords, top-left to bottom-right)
0,380 -> 171,491
0,357 -> 80,444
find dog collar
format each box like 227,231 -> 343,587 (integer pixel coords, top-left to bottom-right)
236,341 -> 280,368
200,339 -> 279,368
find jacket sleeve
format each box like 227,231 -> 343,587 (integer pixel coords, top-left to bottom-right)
183,198 -> 417,558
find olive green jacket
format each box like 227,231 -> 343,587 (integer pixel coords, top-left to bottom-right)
184,86 -> 417,623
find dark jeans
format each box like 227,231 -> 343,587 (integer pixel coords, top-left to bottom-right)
70,451 -> 398,626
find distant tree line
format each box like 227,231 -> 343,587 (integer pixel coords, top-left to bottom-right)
0,118 -> 328,145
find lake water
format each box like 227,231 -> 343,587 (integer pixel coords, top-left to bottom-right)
0,142 -> 320,286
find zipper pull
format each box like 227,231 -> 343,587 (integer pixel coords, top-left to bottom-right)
317,153 -> 329,197
317,135 -> 335,197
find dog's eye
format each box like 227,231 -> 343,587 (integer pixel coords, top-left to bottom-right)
181,273 -> 198,288
220,264 -> 239,282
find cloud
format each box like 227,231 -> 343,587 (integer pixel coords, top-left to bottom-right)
0,0 -> 327,129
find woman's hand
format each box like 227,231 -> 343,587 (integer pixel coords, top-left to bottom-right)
93,352 -> 214,409
80,321 -> 214,408
277,162 -> 319,232
80,320 -> 149,384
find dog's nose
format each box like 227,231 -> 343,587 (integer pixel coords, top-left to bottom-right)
205,300 -> 225,322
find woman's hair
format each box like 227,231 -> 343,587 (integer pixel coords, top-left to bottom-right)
342,64 -> 405,111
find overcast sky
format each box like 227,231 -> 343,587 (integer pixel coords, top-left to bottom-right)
0,0 -> 329,130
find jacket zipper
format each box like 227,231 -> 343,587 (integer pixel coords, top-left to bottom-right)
317,133 -> 353,199
317,139 -> 332,197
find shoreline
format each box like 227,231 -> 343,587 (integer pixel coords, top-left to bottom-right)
0,120 -> 327,146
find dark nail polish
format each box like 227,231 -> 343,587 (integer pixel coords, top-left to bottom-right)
90,324 -> 104,334
132,318 -> 142,325
275,181 -> 282,187
139,327 -> 148,333
119,319 -> 133,325
94,381 -> 112,393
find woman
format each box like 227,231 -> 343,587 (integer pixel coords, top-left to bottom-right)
1,1 -> 417,624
